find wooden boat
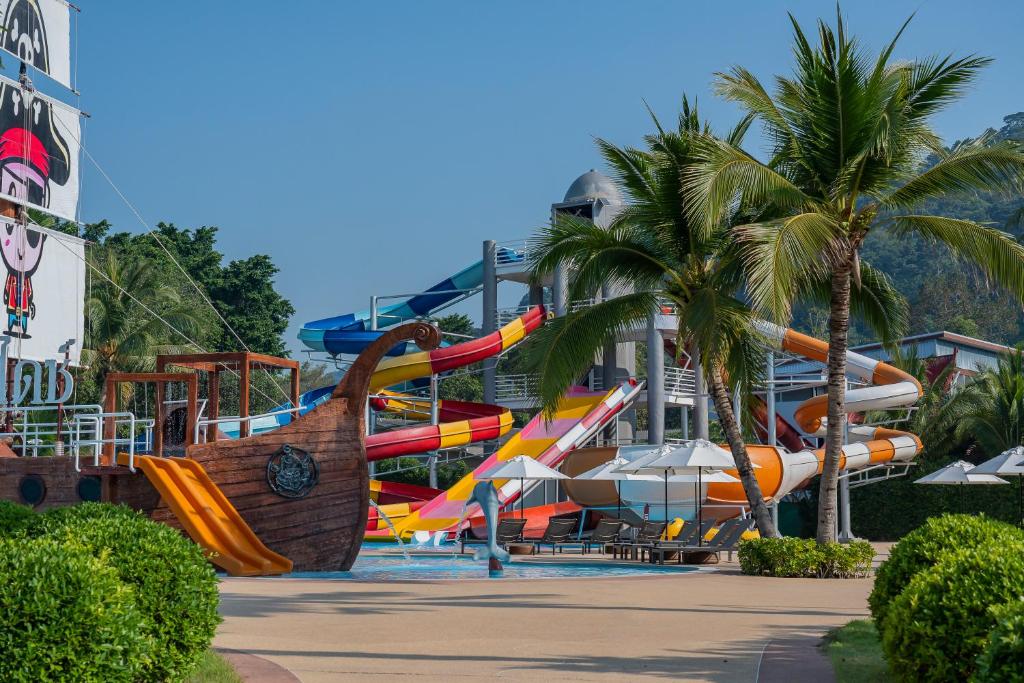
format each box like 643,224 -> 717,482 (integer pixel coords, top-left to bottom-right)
0,320 -> 441,573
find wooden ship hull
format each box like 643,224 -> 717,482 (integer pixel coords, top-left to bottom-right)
0,321 -> 441,573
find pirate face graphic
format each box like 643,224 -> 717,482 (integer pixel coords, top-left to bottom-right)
0,0 -> 70,338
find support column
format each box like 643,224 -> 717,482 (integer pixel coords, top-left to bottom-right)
528,284 -> 544,308
207,370 -> 220,442
239,359 -> 251,439
766,351 -> 777,448
732,383 -> 742,429
838,392 -> 853,541
601,284 -> 617,393
428,373 -> 439,490
552,262 -> 568,317
482,240 -> 498,407
681,406 -> 689,439
691,347 -> 709,440
646,312 -> 664,445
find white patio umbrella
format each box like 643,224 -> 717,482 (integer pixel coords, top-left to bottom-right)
970,446 -> 1024,525
480,455 -> 568,519
914,460 -> 1009,513
616,440 -> 742,542
573,457 -> 661,519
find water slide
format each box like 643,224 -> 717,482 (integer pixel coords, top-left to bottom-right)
376,380 -> 644,538
116,454 -> 292,576
298,253 -> 517,356
561,322 -> 923,519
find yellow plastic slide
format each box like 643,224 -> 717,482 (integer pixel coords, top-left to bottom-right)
118,453 -> 292,576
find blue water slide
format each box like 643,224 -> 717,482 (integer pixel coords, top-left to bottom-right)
298,260 -> 485,355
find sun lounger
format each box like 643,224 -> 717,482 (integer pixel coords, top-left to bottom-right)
610,521 -> 668,560
459,518 -> 527,554
582,519 -> 627,554
528,517 -> 581,555
637,519 -> 715,561
648,518 -> 753,565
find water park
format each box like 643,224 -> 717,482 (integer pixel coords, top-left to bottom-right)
3,2 -> 1024,682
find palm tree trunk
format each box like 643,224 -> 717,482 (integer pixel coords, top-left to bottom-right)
706,365 -> 778,538
816,257 -> 854,544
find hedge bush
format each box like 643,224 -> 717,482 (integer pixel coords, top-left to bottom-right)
0,500 -> 39,538
738,537 -> 874,578
0,538 -> 151,682
869,514 -> 1024,631
975,599 -> 1024,683
881,541 -> 1024,682
40,503 -> 221,682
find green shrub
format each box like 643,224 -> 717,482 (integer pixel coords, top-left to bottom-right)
40,503 -> 221,682
869,514 -> 1024,631
0,537 -> 151,682
976,599 -> 1024,683
738,537 -> 874,578
0,500 -> 39,538
881,541 -> 1024,682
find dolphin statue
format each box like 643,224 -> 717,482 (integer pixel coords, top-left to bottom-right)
466,480 -> 510,569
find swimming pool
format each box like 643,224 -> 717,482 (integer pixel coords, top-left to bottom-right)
280,553 -> 701,581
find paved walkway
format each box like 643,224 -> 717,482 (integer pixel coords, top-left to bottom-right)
215,554 -> 875,682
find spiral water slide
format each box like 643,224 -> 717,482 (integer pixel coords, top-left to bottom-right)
563,322 -> 923,515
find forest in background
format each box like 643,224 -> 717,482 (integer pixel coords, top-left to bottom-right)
796,112 -> 1024,345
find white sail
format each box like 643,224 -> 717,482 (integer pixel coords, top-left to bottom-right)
0,219 -> 84,365
0,0 -> 72,90
0,72 -> 79,222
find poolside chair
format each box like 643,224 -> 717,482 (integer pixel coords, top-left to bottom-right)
528,517 -> 581,555
459,518 -> 527,554
610,520 -> 667,560
649,518 -> 753,565
581,519 -> 627,555
642,520 -> 715,563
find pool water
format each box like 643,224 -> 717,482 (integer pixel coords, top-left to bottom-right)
280,553 -> 701,581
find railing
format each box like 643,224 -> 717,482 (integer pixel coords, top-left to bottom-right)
495,374 -> 538,403
494,239 -> 530,267
664,366 -> 697,398
72,411 -> 152,474
194,406 -> 303,443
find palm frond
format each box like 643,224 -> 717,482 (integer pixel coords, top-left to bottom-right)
685,135 -> 810,231
882,140 -> 1024,209
519,293 -> 657,418
734,212 -> 843,322
888,215 -> 1024,300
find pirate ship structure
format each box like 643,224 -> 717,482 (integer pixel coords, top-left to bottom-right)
0,0 -> 409,574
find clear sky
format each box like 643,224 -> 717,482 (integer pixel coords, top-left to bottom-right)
65,1 -> 1023,354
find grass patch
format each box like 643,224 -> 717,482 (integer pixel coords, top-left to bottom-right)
185,649 -> 242,683
824,620 -> 891,683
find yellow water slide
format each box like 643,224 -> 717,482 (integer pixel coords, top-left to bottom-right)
118,454 -> 292,576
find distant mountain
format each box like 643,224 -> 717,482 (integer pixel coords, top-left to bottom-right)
797,113 -> 1024,347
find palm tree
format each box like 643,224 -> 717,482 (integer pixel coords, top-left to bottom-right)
526,99 -> 779,535
935,349 -> 1024,458
84,250 -> 201,406
687,10 -> 1024,542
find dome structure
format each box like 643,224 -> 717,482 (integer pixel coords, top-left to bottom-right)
563,169 -> 622,205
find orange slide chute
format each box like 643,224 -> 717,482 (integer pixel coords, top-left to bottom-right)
118,454 -> 292,576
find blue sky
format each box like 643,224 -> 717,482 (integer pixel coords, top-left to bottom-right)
63,1 -> 1024,354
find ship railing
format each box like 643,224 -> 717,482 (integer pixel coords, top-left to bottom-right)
71,412 -> 151,474
194,406 -> 304,443
0,404 -> 152,469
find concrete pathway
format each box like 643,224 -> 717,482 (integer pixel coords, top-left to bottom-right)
215,558 -> 872,682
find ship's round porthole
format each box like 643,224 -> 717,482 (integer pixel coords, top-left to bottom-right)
18,475 -> 46,507
76,476 -> 102,502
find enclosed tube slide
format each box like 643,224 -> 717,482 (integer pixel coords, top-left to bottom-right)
562,322 -> 923,517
